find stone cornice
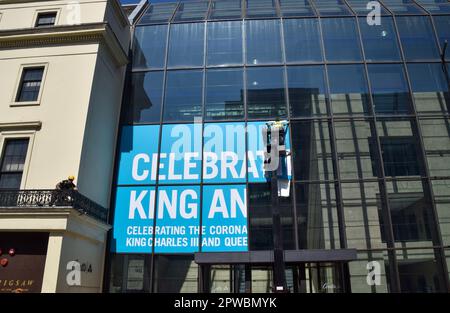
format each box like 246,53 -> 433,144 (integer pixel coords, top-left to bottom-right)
0,121 -> 42,131
0,22 -> 129,66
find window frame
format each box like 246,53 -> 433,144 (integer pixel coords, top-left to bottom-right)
0,130 -> 35,190
32,9 -> 60,28
11,63 -> 49,107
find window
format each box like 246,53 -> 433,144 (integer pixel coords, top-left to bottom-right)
358,16 -> 401,61
0,139 -> 29,190
283,19 -> 323,62
153,255 -> 198,292
248,183 -> 294,250
172,1 -> 209,22
245,19 -> 283,65
128,71 -> 164,123
209,0 -> 242,20
419,118 -> 450,177
328,64 -> 371,116
167,23 -> 205,67
334,120 -> 378,179
396,16 -> 440,61
367,64 -> 412,115
246,67 -> 287,119
138,3 -> 178,24
279,0 -> 316,17
313,0 -> 353,16
379,192 -> 433,242
287,66 -> 327,117
163,70 -> 203,122
321,18 -> 362,61
432,16 -> 450,61
380,137 -> 421,177
246,0 -> 278,18
207,21 -> 243,66
133,25 -> 168,69
15,67 -> 44,103
296,182 -> 339,249
407,63 -> 449,115
291,120 -> 334,181
35,12 -> 57,27
205,68 -> 244,121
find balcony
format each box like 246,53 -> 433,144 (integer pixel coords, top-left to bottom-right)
0,189 -> 108,223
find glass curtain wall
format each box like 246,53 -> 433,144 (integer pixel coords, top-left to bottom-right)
109,0 -> 450,293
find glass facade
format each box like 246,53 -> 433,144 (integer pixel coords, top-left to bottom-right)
109,0 -> 450,293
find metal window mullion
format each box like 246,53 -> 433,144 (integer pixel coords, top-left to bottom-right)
279,15 -> 299,250
316,11 -> 347,251
150,18 -> 173,293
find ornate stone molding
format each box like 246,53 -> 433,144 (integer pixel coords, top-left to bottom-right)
0,22 -> 128,66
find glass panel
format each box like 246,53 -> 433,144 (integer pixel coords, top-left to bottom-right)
251,266 -> 273,292
125,255 -> 148,292
133,25 -> 168,69
396,16 -> 440,61
168,23 -> 205,67
395,249 -> 445,292
328,64 -> 371,116
36,12 -> 56,27
153,255 -> 198,292
408,63 -> 449,115
346,0 -> 391,15
0,139 -> 29,190
342,181 -> 386,250
209,0 -> 242,19
246,67 -> 287,119
348,251 -> 390,293
321,17 -> 362,61
173,1 -> 209,22
287,66 -> 327,117
381,0 -> 427,15
0,173 -> 22,190
17,67 -> 44,102
283,19 -> 323,62
246,0 -> 278,18
164,70 -> 203,122
415,0 -> 450,14
249,183 -> 295,250
382,181 -> 434,246
432,180 -> 450,246
279,0 -> 316,17
139,3 -> 178,24
207,21 -> 243,66
205,68 -> 244,121
291,120 -> 334,181
376,119 -> 422,177
334,120 -> 378,179
245,19 -> 283,65
296,182 -> 340,249
367,64 -> 412,115
358,16 -> 401,61
210,265 -> 231,293
128,71 -> 164,123
419,118 -> 450,177
313,0 -> 353,16
432,16 -> 450,61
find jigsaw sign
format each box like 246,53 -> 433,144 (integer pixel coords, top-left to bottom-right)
112,122 -> 291,253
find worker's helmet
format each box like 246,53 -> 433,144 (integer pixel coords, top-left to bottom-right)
68,175 -> 75,181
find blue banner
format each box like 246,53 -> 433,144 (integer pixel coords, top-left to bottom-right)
112,121 -> 291,253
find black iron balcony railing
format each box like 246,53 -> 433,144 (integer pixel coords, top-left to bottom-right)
0,189 -> 108,223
